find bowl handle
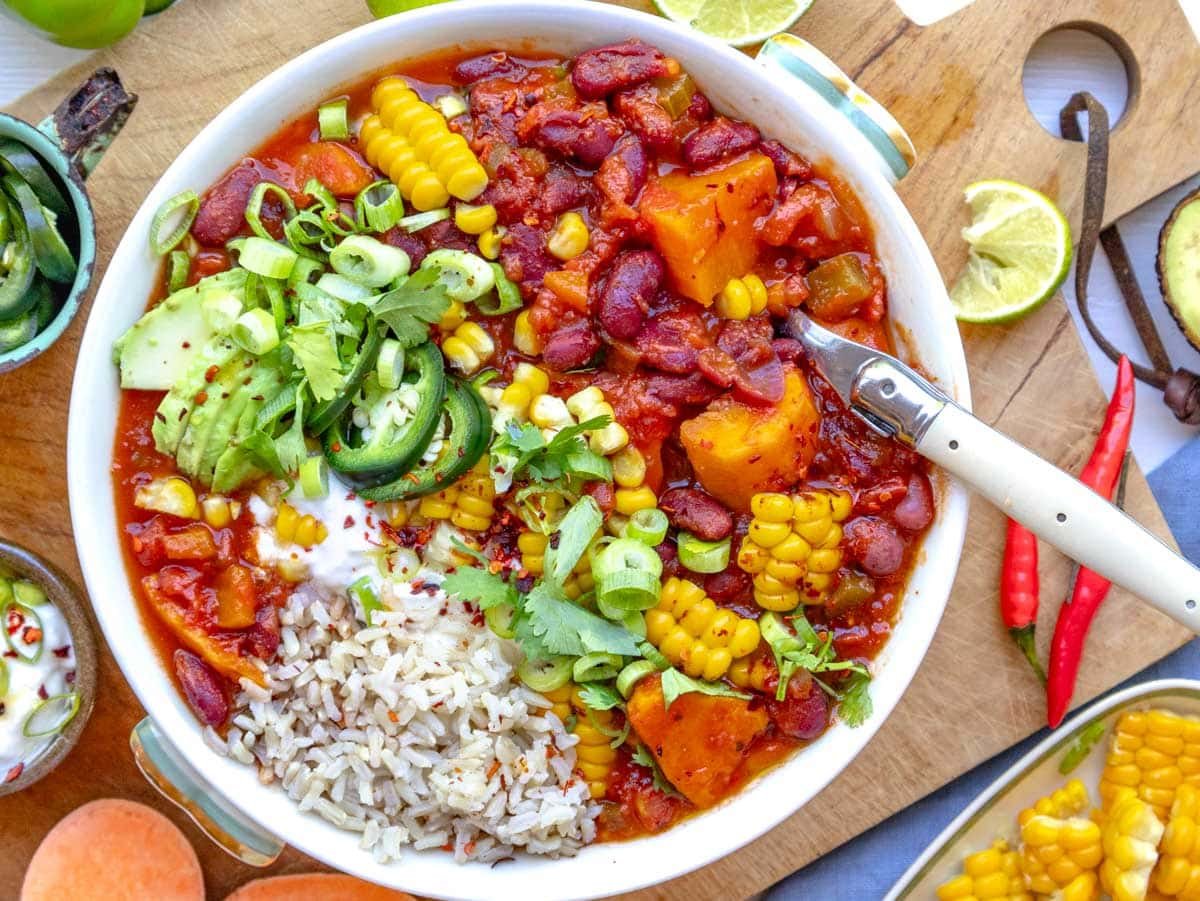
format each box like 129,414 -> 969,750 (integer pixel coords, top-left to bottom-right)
130,717 -> 284,867
36,68 -> 137,180
756,34 -> 916,184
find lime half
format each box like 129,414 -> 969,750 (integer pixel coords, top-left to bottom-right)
949,179 -> 1072,324
652,0 -> 814,47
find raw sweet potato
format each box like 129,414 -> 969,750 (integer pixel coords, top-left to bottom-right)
679,368 -> 820,510
626,674 -> 769,808
225,874 -> 417,901
21,799 -> 204,901
639,153 -> 776,305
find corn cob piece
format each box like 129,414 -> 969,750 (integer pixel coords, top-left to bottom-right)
643,577 -> 760,681
275,502 -> 327,547
1152,783 -> 1200,900
1016,779 -> 1102,900
936,839 -> 1032,901
728,654 -> 774,692
738,489 -> 851,611
451,460 -> 496,532
542,683 -> 574,724
362,77 -> 488,209
1101,710 -> 1200,820
715,273 -> 768,320
135,476 -> 199,520
1100,788 -> 1166,901
517,530 -> 592,598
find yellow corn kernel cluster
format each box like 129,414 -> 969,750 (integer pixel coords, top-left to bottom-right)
1101,710 -> 1200,820
606,444 -> 650,537
420,461 -> 496,531
1153,783 -> 1200,900
200,494 -> 242,529
1017,780 -> 1103,900
439,299 -> 467,332
728,655 -> 773,692
547,212 -> 589,261
477,226 -> 504,261
566,386 -> 629,456
536,686 -> 616,798
494,363 -> 550,431
275,502 -> 328,548
715,273 -> 768,320
542,684 -> 574,723
362,77 -> 488,210
737,489 -> 852,612
454,202 -> 497,235
937,840 -> 1032,901
1101,788 -> 1166,901
135,476 -> 199,520
442,321 -> 494,375
517,530 -> 592,598
644,577 -> 760,681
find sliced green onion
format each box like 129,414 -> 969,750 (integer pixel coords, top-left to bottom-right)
376,338 -> 405,391
244,181 -> 297,241
573,652 -> 622,683
2,601 -> 42,663
303,178 -> 356,236
348,575 -> 384,626
200,289 -> 243,333
315,271 -> 374,302
22,691 -> 80,739
421,248 -> 495,302
12,580 -> 47,606
263,276 -> 288,335
475,262 -> 524,315
399,208 -> 450,233
617,660 -> 657,698
167,250 -> 191,292
485,602 -> 517,639
231,307 -> 280,355
284,209 -> 331,251
330,235 -> 411,287
237,236 -> 298,279
299,455 -> 329,498
626,508 -> 668,546
564,449 -> 612,483
149,189 -> 199,255
638,641 -> 671,672
518,656 -> 573,692
677,532 -> 731,574
355,180 -> 404,233
318,98 -> 350,141
593,539 -> 664,611
434,93 -> 468,120
288,256 -> 324,291
621,610 -> 646,639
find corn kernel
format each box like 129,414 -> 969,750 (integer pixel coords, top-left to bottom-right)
615,486 -> 657,516
751,492 -> 793,523
135,477 -> 199,520
439,299 -> 467,331
566,386 -> 606,419
611,445 -> 647,488
513,309 -> 543,355
716,277 -> 752,320
454,202 -> 498,235
201,495 -> 233,528
529,394 -> 572,431
478,226 -> 503,260
1100,789 -> 1164,901
547,212 -> 589,261
744,274 -> 768,314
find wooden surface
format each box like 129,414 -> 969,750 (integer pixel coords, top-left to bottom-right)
0,1 -> 1197,898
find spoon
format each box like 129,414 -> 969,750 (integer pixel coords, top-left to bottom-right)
784,310 -> 1200,630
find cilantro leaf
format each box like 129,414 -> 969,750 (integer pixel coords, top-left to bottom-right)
442,565 -> 517,611
762,611 -> 868,701
837,671 -> 873,728
576,682 -> 622,712
372,267 -> 452,348
273,380 -> 308,475
520,581 -> 640,658
659,667 -> 750,708
286,323 -> 343,402
631,743 -> 680,797
544,497 -> 602,587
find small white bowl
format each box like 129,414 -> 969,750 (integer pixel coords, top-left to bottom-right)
68,3 -> 970,898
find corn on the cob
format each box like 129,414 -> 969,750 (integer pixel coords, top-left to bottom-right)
450,460 -> 496,532
728,654 -> 774,692
1016,779 -> 1102,900
1101,710 -> 1200,820
442,321 -> 494,375
1152,783 -> 1200,900
547,212 -> 589,261
715,274 -> 768,320
135,477 -> 199,520
363,77 -> 488,209
542,683 -> 574,723
936,839 -> 1032,901
537,685 -> 616,799
643,577 -> 760,680
566,386 -> 629,456
1100,788 -> 1166,901
738,489 -> 851,611
275,502 -> 327,547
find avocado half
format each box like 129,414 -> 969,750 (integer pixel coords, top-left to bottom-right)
1157,187 -> 1200,352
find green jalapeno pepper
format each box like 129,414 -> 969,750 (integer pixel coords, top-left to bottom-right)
0,196 -> 36,321
306,317 -> 384,435
1,175 -> 76,285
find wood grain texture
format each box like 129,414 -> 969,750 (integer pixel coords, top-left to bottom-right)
0,0 -> 1194,898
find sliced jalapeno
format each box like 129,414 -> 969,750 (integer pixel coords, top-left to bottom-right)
305,317 -> 384,435
0,206 -> 36,321
2,174 -> 76,284
0,307 -> 39,353
0,139 -> 69,219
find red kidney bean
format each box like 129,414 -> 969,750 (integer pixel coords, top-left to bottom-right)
542,318 -> 601,371
772,338 -> 805,364
760,139 -> 813,180
599,250 -> 664,340
500,222 -> 557,286
844,516 -> 905,577
715,318 -> 785,405
766,671 -> 829,741
535,164 -> 591,218
192,161 -> 269,246
571,42 -> 676,99
659,487 -> 733,541
614,84 -> 677,152
704,565 -> 752,603
644,372 -> 722,408
635,310 -> 708,373
174,650 -> 228,726
596,134 -> 648,208
523,105 -> 623,168
383,229 -> 427,268
893,471 -> 935,531
682,117 -> 760,170
655,540 -> 682,579
454,51 -> 528,84
686,91 -> 712,121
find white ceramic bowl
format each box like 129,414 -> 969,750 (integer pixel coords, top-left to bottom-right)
68,3 -> 971,898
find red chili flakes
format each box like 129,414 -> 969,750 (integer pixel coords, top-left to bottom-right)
194,390 -> 209,406
204,365 -> 219,383
21,626 -> 42,646
387,710 -> 399,723
463,839 -> 477,856
331,442 -> 343,453
5,606 -> 23,634
4,763 -> 23,783
52,646 -> 71,659
486,759 -> 501,780
37,685 -> 48,701
343,515 -> 355,530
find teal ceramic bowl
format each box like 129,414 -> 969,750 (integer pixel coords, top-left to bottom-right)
0,69 -> 135,373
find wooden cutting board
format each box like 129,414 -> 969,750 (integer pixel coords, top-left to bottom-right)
1,0 -> 1197,898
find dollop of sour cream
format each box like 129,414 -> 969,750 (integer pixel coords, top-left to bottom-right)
0,592 -> 76,782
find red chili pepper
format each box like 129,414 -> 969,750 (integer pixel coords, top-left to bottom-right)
1046,356 -> 1135,728
1000,518 -> 1045,682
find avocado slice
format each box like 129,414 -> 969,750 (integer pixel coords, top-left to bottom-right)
176,359 -> 252,482
1158,188 -> 1200,352
152,336 -> 241,457
114,269 -> 248,390
212,367 -> 294,492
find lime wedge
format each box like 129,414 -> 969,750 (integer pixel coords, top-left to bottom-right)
949,179 -> 1072,324
652,0 -> 814,47
367,0 -> 453,17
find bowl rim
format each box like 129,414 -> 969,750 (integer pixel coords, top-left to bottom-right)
67,2 -> 971,897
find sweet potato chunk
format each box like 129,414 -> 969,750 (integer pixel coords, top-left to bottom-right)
626,675 -> 769,809
225,874 -> 415,901
22,799 -> 204,901
639,153 -> 777,305
680,368 -> 820,510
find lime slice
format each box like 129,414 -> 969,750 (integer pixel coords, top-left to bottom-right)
949,179 -> 1072,324
652,0 -> 814,47
367,0 -> 453,17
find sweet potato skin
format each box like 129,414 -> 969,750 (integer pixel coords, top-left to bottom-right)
680,368 -> 821,510
21,799 -> 204,901
626,674 -> 769,809
225,873 -> 416,901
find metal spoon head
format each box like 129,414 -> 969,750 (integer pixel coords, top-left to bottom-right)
783,309 -> 880,407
